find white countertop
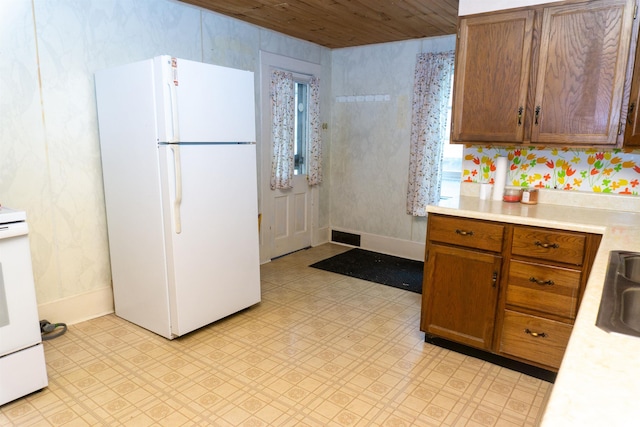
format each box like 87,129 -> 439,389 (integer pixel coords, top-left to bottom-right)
426,193 -> 640,426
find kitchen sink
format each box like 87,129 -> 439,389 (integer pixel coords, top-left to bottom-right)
621,288 -> 640,333
596,251 -> 640,338
622,254 -> 640,282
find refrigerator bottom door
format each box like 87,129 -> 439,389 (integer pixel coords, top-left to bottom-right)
159,144 -> 261,337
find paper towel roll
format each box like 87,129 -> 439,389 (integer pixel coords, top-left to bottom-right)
492,157 -> 508,201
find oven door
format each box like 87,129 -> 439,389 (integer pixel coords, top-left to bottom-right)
0,221 -> 42,356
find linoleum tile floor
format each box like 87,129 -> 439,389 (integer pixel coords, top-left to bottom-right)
0,244 -> 552,426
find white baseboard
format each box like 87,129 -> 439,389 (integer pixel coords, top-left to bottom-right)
36,228 -> 421,327
330,228 -> 425,261
37,286 -> 114,326
259,226 -> 331,264
312,226 -> 331,247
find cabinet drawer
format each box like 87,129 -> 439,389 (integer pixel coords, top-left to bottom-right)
428,215 -> 504,252
499,310 -> 572,369
511,226 -> 585,265
506,260 -> 581,319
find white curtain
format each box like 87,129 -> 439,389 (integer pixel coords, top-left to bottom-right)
308,76 -> 322,186
270,70 -> 295,190
270,71 -> 322,189
406,51 -> 455,216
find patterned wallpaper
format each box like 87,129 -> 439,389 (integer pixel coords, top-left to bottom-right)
462,146 -> 640,196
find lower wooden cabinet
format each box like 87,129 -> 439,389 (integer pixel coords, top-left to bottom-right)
421,214 -> 601,371
421,244 -> 501,350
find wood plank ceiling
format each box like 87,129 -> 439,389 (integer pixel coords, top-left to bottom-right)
178,0 -> 459,49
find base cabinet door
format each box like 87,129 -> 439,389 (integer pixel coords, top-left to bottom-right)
421,244 -> 502,350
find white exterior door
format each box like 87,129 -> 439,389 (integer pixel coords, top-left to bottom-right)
259,52 -> 321,261
272,174 -> 311,257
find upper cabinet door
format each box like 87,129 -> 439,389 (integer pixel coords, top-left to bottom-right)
624,23 -> 640,147
531,0 -> 635,145
452,10 -> 534,143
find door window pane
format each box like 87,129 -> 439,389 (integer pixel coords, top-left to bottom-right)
294,82 -> 308,175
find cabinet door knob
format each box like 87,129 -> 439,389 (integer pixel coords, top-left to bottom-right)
534,106 -> 541,125
524,328 -> 547,338
534,241 -> 559,249
492,271 -> 498,288
455,229 -> 474,236
529,277 -> 555,286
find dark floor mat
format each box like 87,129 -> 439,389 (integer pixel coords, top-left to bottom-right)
310,248 -> 424,293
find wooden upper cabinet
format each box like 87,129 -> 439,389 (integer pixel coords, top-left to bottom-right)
452,0 -> 636,146
624,20 -> 640,146
452,10 -> 534,143
532,0 -> 634,145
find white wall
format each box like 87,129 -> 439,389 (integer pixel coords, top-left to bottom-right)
9,0 -> 574,324
330,35 -> 456,260
0,0 -> 330,324
459,0 -> 559,15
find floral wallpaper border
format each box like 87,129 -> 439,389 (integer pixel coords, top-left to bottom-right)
462,146 -> 640,196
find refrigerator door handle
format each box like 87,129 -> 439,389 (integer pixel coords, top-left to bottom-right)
171,145 -> 182,234
167,82 -> 180,143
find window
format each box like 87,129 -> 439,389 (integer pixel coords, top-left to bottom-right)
439,75 -> 462,200
294,81 -> 309,175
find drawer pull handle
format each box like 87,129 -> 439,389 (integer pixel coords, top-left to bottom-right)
455,229 -> 474,236
534,241 -> 559,249
524,328 -> 547,338
529,277 -> 555,286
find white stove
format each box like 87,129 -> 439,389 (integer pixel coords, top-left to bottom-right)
0,206 -> 48,406
0,206 -> 27,223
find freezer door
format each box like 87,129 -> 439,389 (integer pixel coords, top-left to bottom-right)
155,56 -> 256,144
158,144 -> 261,336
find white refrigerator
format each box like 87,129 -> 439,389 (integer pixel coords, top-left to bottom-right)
95,56 -> 261,339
